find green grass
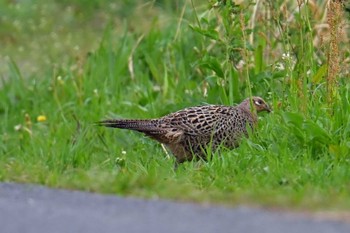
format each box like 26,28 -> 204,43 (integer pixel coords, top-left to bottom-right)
1,0 -> 350,211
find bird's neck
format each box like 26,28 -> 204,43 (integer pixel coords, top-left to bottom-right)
239,101 -> 258,123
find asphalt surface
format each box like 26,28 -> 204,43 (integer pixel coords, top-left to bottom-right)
0,182 -> 349,233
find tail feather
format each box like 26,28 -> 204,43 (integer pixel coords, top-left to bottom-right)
97,119 -> 157,131
97,118 -> 180,144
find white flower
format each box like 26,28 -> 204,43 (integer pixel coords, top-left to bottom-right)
14,124 -> 22,131
275,62 -> 285,71
263,166 -> 269,173
282,52 -> 291,60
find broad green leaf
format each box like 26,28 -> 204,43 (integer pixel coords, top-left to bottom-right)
189,25 -> 219,41
312,64 -> 327,84
303,120 -> 332,144
282,112 -> 304,128
198,56 -> 224,78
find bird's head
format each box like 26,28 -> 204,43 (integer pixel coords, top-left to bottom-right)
241,96 -> 271,113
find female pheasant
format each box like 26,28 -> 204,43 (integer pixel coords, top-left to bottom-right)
98,96 -> 271,163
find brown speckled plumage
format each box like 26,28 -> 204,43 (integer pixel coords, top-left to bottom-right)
98,96 -> 271,163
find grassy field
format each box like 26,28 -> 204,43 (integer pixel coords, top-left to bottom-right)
1,0 -> 350,211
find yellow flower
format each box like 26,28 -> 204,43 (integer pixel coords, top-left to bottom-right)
37,115 -> 47,122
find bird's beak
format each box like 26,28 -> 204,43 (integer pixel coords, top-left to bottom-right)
266,104 -> 272,113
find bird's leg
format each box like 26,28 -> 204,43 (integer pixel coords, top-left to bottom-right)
161,143 -> 171,159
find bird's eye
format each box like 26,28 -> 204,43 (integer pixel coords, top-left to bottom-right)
255,100 -> 262,106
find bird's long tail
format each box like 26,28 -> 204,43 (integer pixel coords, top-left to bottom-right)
97,119 -> 157,132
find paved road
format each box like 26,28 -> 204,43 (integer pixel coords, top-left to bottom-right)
0,182 -> 349,233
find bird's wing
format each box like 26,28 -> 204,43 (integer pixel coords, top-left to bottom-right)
161,105 -> 238,136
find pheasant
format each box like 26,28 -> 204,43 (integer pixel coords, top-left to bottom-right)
98,96 -> 271,163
